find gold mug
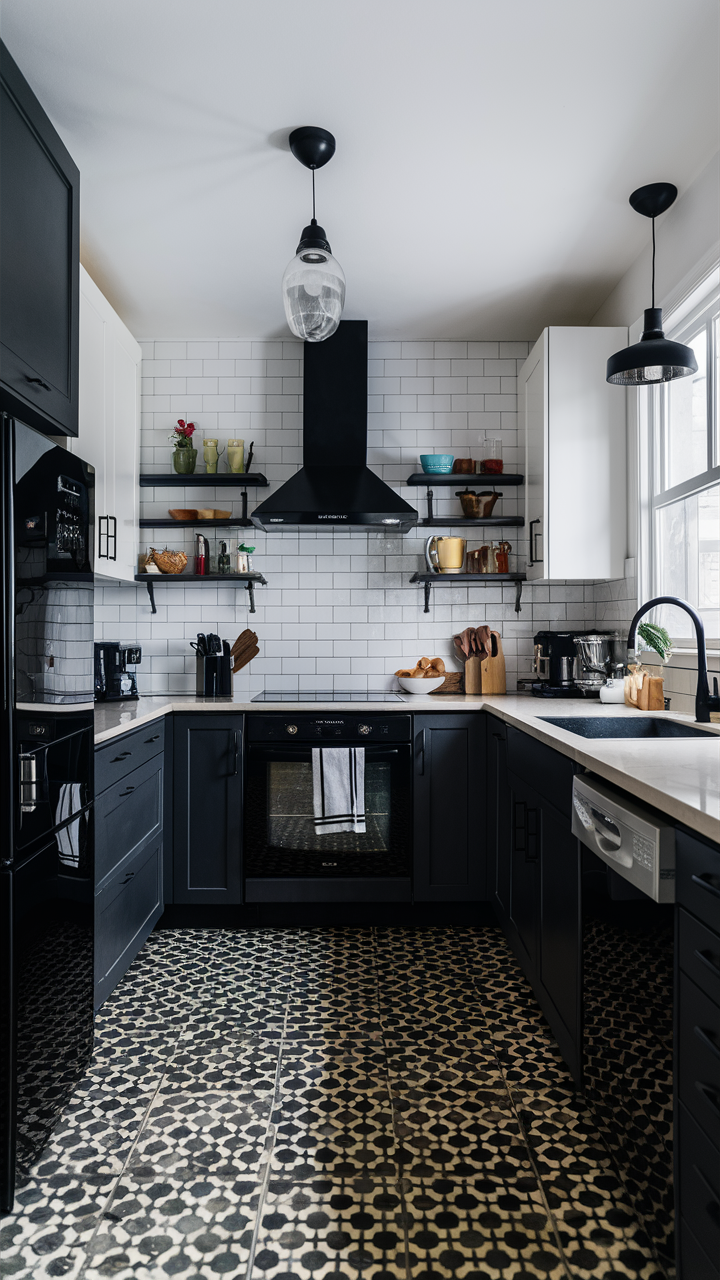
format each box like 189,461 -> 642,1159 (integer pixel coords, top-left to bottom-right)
425,535 -> 466,574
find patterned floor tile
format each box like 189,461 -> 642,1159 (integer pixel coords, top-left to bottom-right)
251,1178 -> 407,1280
126,1090 -> 273,1182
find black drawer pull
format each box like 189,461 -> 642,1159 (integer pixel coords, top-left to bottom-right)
695,948 -> 720,981
118,786 -> 136,797
25,375 -> 52,391
692,1165 -> 720,1224
695,1081 -> 720,1120
120,871 -> 135,885
694,1025 -> 720,1061
692,873 -> 720,900
145,734 -> 160,743
111,751 -> 132,762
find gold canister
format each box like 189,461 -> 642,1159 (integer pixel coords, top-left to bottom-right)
227,439 -> 245,473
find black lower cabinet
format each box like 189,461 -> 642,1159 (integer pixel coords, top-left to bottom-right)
172,715 -> 243,904
413,714 -> 486,901
676,826 -> 720,1280
93,720 -> 165,1007
493,720 -> 581,1081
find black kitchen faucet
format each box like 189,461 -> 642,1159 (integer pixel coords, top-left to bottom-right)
627,596 -> 720,724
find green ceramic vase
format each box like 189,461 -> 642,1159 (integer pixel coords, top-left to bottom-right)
172,447 -> 197,475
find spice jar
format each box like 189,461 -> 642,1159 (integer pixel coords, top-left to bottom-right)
479,436 -> 503,474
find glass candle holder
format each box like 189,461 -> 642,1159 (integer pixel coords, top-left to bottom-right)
479,436 -> 503,474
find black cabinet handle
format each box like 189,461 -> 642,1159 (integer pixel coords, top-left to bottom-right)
695,1081 -> 720,1120
145,734 -> 160,743
98,515 -> 117,561
692,1165 -> 720,1224
416,728 -> 426,776
120,871 -> 135,885
25,375 -> 52,391
111,751 -> 132,762
694,1024 -> 720,1061
695,948 -> 720,981
528,518 -> 542,566
232,729 -> 240,776
526,806 -> 539,862
118,786 -> 135,797
514,800 -> 526,851
692,873 -> 720,900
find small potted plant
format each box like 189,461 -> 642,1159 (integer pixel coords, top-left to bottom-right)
169,419 -> 197,474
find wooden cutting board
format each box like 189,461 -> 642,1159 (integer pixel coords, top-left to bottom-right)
480,631 -> 506,694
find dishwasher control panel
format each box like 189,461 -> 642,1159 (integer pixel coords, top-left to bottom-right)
572,773 -> 675,903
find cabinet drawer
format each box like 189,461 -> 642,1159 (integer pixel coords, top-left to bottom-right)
677,829 -> 720,934
94,838 -> 162,1008
678,1216 -> 720,1280
95,719 -> 164,795
95,755 -> 163,886
679,907 -> 720,1007
678,972 -> 720,1150
506,726 -> 575,817
677,1102 -> 720,1270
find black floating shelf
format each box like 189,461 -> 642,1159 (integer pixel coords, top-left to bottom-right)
409,570 -> 526,614
139,518 -> 254,528
139,473 -> 268,487
134,571 -> 267,616
419,517 -> 524,528
407,472 -> 523,486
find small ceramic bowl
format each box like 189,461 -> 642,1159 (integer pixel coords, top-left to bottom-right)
420,454 -> 454,474
397,675 -> 445,695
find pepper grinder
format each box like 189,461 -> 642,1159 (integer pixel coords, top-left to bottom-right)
195,533 -> 209,576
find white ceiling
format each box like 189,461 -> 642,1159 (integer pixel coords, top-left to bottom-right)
2,0 -> 718,340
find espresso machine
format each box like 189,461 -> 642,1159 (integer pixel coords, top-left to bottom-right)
529,630 -> 625,697
573,633 -> 626,693
94,643 -> 142,700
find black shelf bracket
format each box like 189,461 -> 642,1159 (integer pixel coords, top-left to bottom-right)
145,578 -> 157,614
247,578 -> 256,613
426,488 -> 434,521
423,581 -> 431,613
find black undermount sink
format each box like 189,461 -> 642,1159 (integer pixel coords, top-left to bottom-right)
539,715 -> 715,739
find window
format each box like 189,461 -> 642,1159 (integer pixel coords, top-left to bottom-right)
648,289 -> 720,641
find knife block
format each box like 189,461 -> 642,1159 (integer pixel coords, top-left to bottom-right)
196,652 -> 232,696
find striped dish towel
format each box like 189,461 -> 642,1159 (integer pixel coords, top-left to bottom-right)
312,747 -> 366,836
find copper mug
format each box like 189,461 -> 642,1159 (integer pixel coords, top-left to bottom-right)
425,535 -> 466,574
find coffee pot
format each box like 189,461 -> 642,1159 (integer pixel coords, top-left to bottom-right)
425,535 -> 466,574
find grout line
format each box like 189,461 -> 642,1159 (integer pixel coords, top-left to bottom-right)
243,992 -> 288,1280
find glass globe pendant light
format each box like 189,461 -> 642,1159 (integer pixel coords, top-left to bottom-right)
607,183 -> 698,385
282,126 -> 345,343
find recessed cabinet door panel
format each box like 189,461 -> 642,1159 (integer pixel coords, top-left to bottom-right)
94,838 -> 163,1009
509,776 -> 540,970
0,45 -> 79,435
173,715 -> 243,904
487,718 -> 511,921
413,715 -> 485,901
539,803 -> 580,1049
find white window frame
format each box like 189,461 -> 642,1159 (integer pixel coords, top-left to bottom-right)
639,273 -> 720,647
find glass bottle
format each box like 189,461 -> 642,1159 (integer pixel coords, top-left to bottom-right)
218,541 -> 231,574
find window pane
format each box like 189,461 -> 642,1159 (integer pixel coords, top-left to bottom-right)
715,315 -> 720,465
654,484 -> 719,638
664,329 -> 707,489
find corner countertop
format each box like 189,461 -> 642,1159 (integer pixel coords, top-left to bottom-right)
94,693 -> 720,844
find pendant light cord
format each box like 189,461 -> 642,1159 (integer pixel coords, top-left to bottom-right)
312,169 -> 316,223
651,217 -> 656,309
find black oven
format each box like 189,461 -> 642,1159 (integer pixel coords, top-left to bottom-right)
244,713 -> 412,902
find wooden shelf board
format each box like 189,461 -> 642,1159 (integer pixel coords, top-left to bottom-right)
409,572 -> 525,583
134,573 -> 266,584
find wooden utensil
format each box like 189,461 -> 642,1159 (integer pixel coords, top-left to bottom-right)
233,645 -> 259,673
480,631 -> 506,694
231,629 -> 258,660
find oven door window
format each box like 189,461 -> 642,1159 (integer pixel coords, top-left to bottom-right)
246,745 -> 411,877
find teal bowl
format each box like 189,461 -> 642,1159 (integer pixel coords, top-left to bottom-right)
420,454 -> 454,474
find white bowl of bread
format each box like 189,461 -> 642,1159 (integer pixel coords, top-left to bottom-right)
395,656 -> 445,694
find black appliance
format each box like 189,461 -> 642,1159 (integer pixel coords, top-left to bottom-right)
244,713 -> 412,902
531,630 -> 579,696
1,416 -> 95,1214
94,642 -> 141,701
250,321 -> 419,532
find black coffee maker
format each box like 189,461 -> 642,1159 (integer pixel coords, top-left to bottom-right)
94,643 -> 141,701
531,631 -> 579,697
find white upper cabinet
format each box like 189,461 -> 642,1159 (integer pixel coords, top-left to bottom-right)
70,267 -> 141,581
520,327 -> 628,583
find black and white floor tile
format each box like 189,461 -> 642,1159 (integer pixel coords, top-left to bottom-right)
1,924 -> 669,1279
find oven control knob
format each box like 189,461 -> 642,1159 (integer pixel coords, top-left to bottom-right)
286,724 -> 298,735
358,723 -> 372,735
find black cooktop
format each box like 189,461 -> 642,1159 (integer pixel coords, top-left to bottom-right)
251,690 -> 406,703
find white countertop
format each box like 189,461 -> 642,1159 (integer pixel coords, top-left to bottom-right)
94,693 -> 720,844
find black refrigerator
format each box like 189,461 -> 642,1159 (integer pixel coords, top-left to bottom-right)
0,415 -> 95,1213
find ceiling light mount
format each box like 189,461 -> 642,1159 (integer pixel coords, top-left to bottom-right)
282,126 -> 345,342
606,181 -> 697,386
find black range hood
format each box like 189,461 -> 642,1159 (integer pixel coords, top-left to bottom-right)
251,320 -> 418,533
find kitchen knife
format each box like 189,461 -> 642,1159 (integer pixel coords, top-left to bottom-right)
222,639 -> 231,657
245,441 -> 254,473
196,633 -> 207,655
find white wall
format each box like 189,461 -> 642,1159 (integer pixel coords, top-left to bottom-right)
94,336 -> 624,696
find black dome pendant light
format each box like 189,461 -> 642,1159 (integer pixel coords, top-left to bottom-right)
606,182 -> 698,385
282,126 -> 346,342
